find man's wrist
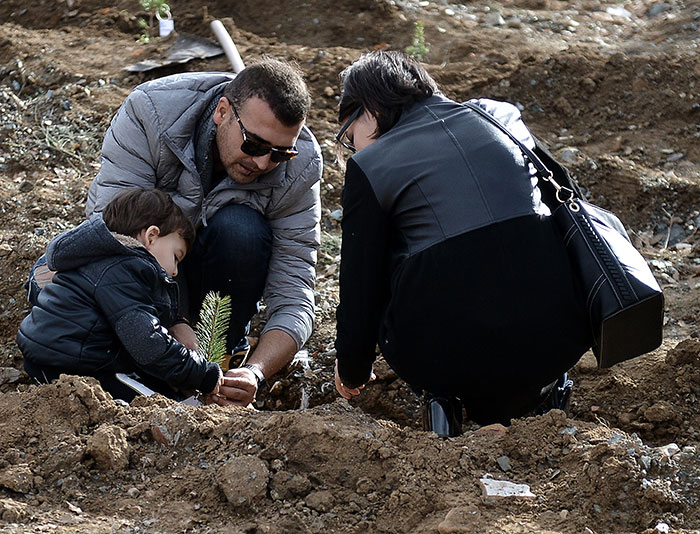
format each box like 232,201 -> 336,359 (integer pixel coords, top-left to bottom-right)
242,364 -> 267,389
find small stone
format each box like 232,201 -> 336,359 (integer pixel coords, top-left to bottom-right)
0,367 -> 22,384
218,456 -> 269,506
657,443 -> 680,458
150,425 -> 173,446
647,3 -> 671,17
559,147 -> 582,163
437,505 -> 481,533
0,464 -> 34,493
127,487 -> 140,498
644,402 -> 676,424
485,12 -> 505,25
0,498 -> 31,522
655,521 -> 670,534
86,425 -> 130,471
496,456 -> 511,472
305,490 -> 334,512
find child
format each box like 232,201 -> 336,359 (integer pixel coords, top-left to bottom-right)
17,188 -> 223,402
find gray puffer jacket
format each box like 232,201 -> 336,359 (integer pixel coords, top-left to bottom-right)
85,72 -> 322,349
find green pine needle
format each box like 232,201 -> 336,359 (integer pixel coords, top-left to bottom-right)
195,291 -> 232,365
405,20 -> 429,61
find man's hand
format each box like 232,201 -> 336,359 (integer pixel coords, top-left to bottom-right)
208,367 -> 258,407
208,329 -> 297,407
170,322 -> 198,350
335,359 -> 375,399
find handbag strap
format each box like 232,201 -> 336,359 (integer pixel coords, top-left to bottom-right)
462,102 -> 576,205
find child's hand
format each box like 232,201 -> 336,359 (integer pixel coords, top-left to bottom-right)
170,322 -> 198,350
210,374 -> 224,396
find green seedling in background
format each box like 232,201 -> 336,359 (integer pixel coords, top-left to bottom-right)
405,20 -> 429,61
138,0 -> 171,42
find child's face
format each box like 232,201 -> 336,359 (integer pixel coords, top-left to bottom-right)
138,226 -> 188,277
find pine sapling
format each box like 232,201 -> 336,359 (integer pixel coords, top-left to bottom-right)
405,20 -> 429,61
195,291 -> 232,366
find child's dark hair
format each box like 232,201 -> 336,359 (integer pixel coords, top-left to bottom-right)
102,188 -> 195,251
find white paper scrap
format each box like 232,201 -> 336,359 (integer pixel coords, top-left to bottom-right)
479,476 -> 536,502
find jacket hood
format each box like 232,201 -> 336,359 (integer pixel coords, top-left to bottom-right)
46,214 -> 146,272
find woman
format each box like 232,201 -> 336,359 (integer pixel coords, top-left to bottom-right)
333,51 -> 591,435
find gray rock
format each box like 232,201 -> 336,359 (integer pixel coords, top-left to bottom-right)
218,455 -> 270,506
0,367 -> 22,385
559,147 -> 581,163
485,12 -> 505,26
647,3 -> 671,17
497,456 -> 511,472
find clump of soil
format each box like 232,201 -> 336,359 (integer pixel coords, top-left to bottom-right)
2,0 -> 700,532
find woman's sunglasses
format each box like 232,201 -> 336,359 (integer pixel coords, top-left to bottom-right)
232,104 -> 299,163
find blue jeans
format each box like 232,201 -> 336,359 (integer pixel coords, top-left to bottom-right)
179,204 -> 272,352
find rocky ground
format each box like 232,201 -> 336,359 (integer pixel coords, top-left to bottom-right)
1,0 -> 700,532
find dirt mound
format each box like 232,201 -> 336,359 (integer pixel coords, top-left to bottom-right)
1,376 -> 698,532
2,0 -> 700,532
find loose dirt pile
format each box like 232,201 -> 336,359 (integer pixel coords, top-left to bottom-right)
1,1 -> 700,532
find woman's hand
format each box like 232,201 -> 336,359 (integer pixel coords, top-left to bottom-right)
334,360 -> 375,399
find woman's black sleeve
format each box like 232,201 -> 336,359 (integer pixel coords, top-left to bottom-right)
335,159 -> 391,388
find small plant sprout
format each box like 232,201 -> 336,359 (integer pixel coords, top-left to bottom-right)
405,20 -> 430,61
137,0 -> 172,42
195,291 -> 232,367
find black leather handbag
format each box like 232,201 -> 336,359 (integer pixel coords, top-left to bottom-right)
465,102 -> 664,368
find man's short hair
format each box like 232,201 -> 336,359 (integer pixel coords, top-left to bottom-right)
223,57 -> 311,126
102,188 -> 195,251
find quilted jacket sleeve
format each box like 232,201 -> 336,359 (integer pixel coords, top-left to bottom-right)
96,258 -> 221,393
85,89 -> 161,216
261,138 -> 322,350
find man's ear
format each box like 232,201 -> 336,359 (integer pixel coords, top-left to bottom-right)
213,97 -> 230,126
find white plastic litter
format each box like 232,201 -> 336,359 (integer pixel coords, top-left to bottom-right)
479,475 -> 536,502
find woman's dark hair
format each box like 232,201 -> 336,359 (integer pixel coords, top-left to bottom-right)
102,188 -> 195,251
223,57 -> 311,126
338,51 -> 440,138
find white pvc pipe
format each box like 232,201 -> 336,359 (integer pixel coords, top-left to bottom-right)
210,20 -> 246,74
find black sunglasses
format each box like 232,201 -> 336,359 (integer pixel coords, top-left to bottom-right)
335,107 -> 362,153
231,104 -> 299,163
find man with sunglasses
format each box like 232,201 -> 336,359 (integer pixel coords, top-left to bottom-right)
81,58 -> 322,406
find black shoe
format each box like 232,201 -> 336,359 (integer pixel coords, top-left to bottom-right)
533,373 -> 574,416
423,394 -> 464,437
